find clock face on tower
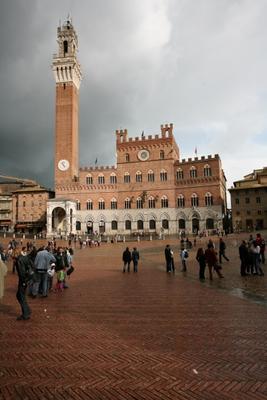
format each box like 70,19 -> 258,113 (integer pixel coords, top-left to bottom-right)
138,149 -> 150,161
58,159 -> 70,171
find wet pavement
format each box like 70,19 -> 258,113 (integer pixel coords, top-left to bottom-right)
0,234 -> 266,399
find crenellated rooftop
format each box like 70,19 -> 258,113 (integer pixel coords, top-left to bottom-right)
116,124 -> 174,144
79,165 -> 116,172
177,154 -> 220,164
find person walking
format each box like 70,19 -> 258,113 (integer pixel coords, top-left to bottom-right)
131,247 -> 140,273
219,238 -> 229,263
205,244 -> 224,280
122,247 -> 132,272
0,258 -> 8,301
15,247 -> 33,320
164,245 -> 172,273
196,248 -> 206,280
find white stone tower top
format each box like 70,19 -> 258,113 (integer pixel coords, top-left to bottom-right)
52,19 -> 82,89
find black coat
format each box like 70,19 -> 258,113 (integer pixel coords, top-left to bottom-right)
122,249 -> 132,263
16,254 -> 33,283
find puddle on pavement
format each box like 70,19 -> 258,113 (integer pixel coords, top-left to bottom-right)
229,287 -> 267,306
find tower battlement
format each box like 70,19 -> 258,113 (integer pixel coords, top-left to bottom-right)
178,154 -> 220,164
116,124 -> 174,144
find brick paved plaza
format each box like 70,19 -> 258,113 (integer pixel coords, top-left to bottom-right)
0,234 -> 267,400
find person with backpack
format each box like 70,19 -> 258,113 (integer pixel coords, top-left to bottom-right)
180,248 -> 189,272
15,247 -> 33,320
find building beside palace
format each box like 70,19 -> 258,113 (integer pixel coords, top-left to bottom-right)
47,20 -> 227,237
0,176 -> 54,234
229,167 -> 267,232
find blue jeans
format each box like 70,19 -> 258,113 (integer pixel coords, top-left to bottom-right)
32,271 -> 49,296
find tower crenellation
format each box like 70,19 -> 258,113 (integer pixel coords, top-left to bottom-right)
52,19 -> 82,90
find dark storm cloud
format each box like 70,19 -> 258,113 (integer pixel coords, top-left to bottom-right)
0,0 -> 267,190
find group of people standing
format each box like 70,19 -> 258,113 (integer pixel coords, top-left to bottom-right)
239,233 -> 265,276
1,241 -> 74,321
164,244 -> 189,273
164,238 -> 228,280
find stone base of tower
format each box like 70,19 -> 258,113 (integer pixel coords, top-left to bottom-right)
47,199 -> 77,238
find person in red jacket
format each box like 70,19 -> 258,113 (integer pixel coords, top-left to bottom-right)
205,243 -> 224,280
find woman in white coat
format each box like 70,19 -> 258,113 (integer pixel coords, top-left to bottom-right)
0,258 -> 8,300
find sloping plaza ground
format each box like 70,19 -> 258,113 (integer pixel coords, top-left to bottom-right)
0,234 -> 267,400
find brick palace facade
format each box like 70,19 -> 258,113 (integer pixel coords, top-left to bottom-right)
47,20 -> 227,237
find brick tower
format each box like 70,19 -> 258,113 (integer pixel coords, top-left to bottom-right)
52,19 -> 82,189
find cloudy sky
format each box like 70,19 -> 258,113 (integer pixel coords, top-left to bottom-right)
0,0 -> 267,200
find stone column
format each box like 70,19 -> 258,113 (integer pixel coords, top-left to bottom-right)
47,205 -> 53,236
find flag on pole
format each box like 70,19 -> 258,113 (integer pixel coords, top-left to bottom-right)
141,131 -> 145,138
95,158 -> 98,165
194,147 -> 197,156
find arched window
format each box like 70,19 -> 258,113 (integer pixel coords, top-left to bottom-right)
162,219 -> 169,229
206,218 -> 214,229
124,172 -> 130,183
205,192 -> 213,206
148,196 -> 155,208
63,40 -> 68,55
204,164 -> 212,177
160,150 -> 165,159
178,219 -> 185,229
125,220 -> 131,230
149,219 -> 156,230
191,193 -> 199,207
111,220 -> 118,230
190,166 -> 197,178
161,196 -> 168,208
86,174 -> 93,185
98,174 -> 105,184
76,221 -> 81,230
147,170 -> 154,182
98,198 -> 105,210
136,171 -> 142,182
136,197 -> 143,209
137,220 -> 144,230
125,153 -> 130,162
86,199 -> 93,210
111,198 -> 117,209
176,168 -> 184,180
177,195 -> 185,208
110,173 -> 117,184
160,169 -> 167,181
76,200 -> 81,210
124,198 -> 131,209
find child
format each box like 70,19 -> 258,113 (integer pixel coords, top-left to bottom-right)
55,268 -> 65,292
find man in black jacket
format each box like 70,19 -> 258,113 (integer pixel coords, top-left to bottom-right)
122,247 -> 132,272
16,247 -> 32,320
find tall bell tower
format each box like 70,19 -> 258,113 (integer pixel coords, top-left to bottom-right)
52,19 -> 82,189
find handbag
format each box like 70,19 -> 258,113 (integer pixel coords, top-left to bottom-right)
47,268 -> 55,277
67,265 -> 74,276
